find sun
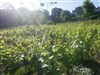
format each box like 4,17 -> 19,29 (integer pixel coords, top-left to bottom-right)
0,0 -> 40,10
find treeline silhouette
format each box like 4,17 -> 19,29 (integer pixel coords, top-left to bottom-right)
0,0 -> 100,28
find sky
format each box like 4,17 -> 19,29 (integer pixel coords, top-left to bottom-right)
0,0 -> 100,13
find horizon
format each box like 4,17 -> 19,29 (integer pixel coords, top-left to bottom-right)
0,0 -> 100,14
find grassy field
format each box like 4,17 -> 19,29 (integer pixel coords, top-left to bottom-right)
0,21 -> 100,75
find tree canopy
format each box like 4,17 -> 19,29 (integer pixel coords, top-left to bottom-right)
0,0 -> 100,28
82,0 -> 96,17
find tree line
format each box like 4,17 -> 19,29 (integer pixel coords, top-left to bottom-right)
0,0 -> 100,28
0,2 -> 50,28
50,0 -> 100,23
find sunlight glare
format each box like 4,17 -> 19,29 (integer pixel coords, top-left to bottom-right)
0,0 -> 40,10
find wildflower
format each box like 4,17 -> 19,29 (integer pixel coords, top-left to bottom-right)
38,57 -> 44,62
80,41 -> 82,44
42,64 -> 49,68
49,55 -> 54,59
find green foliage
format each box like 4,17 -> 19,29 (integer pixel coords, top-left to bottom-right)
72,6 -> 84,17
60,10 -> 70,21
46,20 -> 56,25
82,0 -> 96,18
0,21 -> 100,75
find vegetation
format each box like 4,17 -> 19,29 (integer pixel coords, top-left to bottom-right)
82,0 -> 97,19
0,0 -> 100,28
0,0 -> 100,75
0,21 -> 100,75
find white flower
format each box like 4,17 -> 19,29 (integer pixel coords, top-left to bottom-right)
42,64 -> 49,68
52,45 -> 56,48
80,41 -> 82,44
38,57 -> 44,62
42,37 -> 45,40
49,55 -> 54,59
38,43 -> 42,46
21,54 -> 24,58
57,68 -> 60,70
20,54 -> 24,60
41,52 -> 44,55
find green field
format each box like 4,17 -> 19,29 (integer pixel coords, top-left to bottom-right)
0,21 -> 100,75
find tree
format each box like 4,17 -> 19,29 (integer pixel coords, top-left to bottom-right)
17,7 -> 30,25
82,0 -> 96,17
42,9 -> 49,23
33,10 -> 49,25
51,7 -> 63,22
60,10 -> 70,21
72,6 -> 84,16
0,2 -> 18,28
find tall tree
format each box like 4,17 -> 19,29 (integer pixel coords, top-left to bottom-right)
33,10 -> 49,25
42,9 -> 49,23
60,10 -> 70,21
82,0 -> 96,17
51,8 -> 63,22
0,2 -> 18,28
17,7 -> 30,25
72,6 -> 84,16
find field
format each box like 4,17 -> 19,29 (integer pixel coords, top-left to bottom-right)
0,21 -> 100,75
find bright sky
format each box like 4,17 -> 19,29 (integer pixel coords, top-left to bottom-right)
0,0 -> 100,13
0,0 -> 40,10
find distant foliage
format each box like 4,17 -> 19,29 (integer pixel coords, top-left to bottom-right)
83,0 -> 96,14
0,3 -> 49,28
0,1 -> 100,28
82,0 -> 100,19
72,6 -> 84,16
60,10 -> 71,21
46,20 -> 56,25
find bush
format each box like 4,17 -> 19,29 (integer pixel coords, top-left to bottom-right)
46,20 -> 56,25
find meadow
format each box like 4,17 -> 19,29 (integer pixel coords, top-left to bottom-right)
0,21 -> 100,75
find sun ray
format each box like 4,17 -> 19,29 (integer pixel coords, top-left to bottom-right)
0,0 -> 40,10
